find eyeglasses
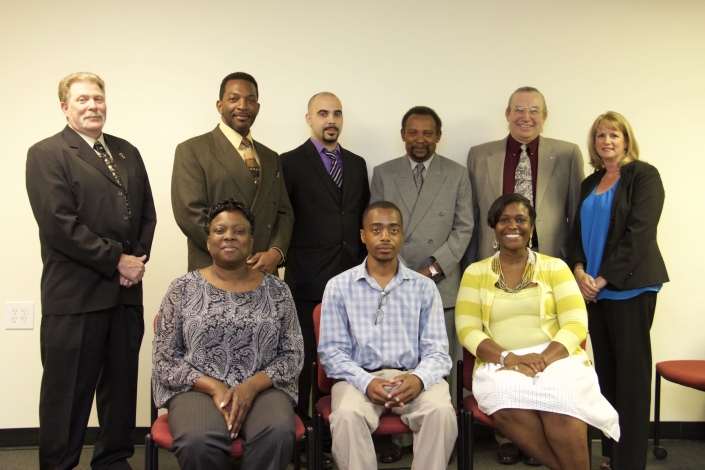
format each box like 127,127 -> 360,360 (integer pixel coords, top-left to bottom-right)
512,106 -> 542,117
375,292 -> 387,325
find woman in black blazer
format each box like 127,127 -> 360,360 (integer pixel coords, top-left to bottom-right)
569,111 -> 668,470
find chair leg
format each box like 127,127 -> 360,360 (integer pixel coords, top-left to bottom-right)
306,426 -> 316,470
465,409 -> 473,470
145,433 -> 159,470
652,370 -> 668,459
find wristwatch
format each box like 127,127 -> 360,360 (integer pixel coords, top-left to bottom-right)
500,351 -> 510,366
428,264 -> 439,277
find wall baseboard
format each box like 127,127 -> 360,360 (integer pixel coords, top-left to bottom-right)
1,422 -> 703,448
0,427 -> 150,448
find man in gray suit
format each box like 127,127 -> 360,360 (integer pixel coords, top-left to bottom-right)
172,72 -> 294,273
370,105 -> 473,462
466,86 -> 584,264
464,87 -> 584,466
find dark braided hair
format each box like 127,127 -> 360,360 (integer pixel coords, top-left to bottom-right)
203,198 -> 255,235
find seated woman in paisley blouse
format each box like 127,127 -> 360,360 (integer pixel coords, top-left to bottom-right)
152,198 -> 304,470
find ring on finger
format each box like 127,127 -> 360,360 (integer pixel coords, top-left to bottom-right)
514,366 -> 519,371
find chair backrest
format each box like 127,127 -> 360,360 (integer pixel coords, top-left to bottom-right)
313,303 -> 338,395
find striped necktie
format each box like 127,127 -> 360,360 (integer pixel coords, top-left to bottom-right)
325,150 -> 342,187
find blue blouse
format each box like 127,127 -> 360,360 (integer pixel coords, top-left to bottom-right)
580,183 -> 661,300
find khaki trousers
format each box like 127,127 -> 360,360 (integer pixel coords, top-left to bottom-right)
329,369 -> 457,470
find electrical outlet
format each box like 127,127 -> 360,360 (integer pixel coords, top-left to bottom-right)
5,302 -> 34,330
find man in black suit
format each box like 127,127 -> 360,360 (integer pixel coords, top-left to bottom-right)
26,72 -> 157,470
280,92 -> 370,422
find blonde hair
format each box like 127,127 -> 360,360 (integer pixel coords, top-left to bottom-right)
58,72 -> 105,103
587,111 -> 640,170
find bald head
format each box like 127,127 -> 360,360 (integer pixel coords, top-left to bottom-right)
306,92 -> 343,149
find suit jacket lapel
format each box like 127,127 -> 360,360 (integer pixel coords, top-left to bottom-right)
212,127 -> 257,205
487,139 -> 506,200
406,155 -> 445,235
304,140 -> 341,203
104,135 -> 129,191
535,136 -> 557,211
63,126 -> 121,188
392,157 -> 420,218
251,140 -> 276,208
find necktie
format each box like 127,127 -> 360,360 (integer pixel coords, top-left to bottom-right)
93,141 -> 131,217
413,163 -> 424,193
241,137 -> 260,184
325,150 -> 342,188
514,144 -> 533,206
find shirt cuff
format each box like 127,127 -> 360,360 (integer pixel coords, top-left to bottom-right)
270,246 -> 285,267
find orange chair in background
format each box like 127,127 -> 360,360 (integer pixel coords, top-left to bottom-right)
652,360 -> 705,460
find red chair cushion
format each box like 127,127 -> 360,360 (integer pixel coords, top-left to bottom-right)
656,360 -> 705,391
150,410 -> 305,456
463,394 -> 496,428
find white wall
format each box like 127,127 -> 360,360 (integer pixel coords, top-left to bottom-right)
1,0 -> 703,429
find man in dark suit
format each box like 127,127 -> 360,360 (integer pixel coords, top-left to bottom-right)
280,92 -> 370,422
26,72 -> 157,470
172,72 -> 294,273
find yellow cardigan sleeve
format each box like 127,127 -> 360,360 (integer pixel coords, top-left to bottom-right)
455,260 -> 492,355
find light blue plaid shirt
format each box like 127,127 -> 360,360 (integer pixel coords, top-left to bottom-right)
318,257 -> 451,395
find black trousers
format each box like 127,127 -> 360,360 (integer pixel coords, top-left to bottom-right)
293,298 -> 319,421
588,291 -> 657,470
39,305 -> 144,470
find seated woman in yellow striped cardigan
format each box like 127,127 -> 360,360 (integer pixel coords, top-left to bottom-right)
456,194 -> 619,470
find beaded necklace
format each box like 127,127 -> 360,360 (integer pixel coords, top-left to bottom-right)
492,250 -> 535,293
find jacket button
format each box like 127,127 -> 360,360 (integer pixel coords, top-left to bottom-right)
341,211 -> 345,215
342,241 -> 347,245
273,198 -> 277,204
122,214 -> 129,220
439,211 -> 444,216
267,224 -> 272,229
117,190 -> 123,196
428,239 -> 434,244
126,240 -> 131,245
404,241 -> 409,245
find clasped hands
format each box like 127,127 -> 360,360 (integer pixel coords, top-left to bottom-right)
574,270 -> 607,303
117,254 -> 146,288
211,381 -> 257,440
366,374 -> 423,409
498,352 -> 549,377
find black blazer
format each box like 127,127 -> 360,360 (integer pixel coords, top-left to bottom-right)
280,139 -> 370,300
569,160 -> 668,291
26,126 -> 157,314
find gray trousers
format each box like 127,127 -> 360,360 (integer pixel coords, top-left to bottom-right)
167,388 -> 295,470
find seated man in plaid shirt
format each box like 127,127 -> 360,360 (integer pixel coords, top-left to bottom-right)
318,200 -> 457,470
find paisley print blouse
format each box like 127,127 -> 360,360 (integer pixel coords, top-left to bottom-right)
152,271 -> 304,408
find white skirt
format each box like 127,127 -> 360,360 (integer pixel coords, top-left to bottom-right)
473,343 -> 620,440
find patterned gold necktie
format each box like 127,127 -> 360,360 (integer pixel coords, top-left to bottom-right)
413,163 -> 424,194
241,137 -> 260,184
514,144 -> 533,206
93,141 -> 131,217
